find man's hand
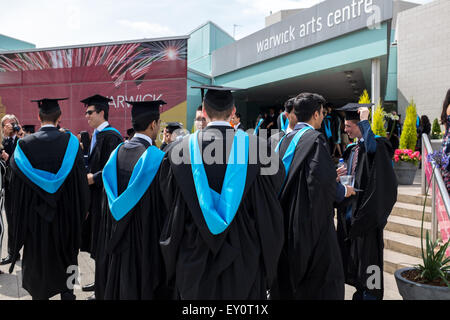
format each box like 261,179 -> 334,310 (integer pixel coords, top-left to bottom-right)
87,173 -> 94,185
358,107 -> 370,121
344,185 -> 356,198
336,166 -> 347,182
1,150 -> 9,162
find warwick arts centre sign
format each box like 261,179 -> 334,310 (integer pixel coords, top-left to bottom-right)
212,0 -> 393,76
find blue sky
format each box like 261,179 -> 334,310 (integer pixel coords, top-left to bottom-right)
0,0 -> 433,48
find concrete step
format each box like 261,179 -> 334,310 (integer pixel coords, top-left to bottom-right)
386,215 -> 436,238
397,192 -> 431,207
383,249 -> 422,275
391,202 -> 431,222
384,230 -> 425,259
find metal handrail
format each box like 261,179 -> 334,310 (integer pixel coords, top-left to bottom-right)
421,133 -> 450,242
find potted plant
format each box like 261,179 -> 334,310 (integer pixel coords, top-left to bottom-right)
395,151 -> 450,299
393,100 -> 419,185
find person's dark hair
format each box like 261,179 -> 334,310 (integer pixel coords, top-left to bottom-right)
197,105 -> 203,112
94,104 -> 109,121
132,115 -> 159,132
127,128 -> 135,137
284,98 -> 295,113
235,112 -> 241,120
441,89 -> 450,127
39,109 -> 61,123
293,93 -> 326,122
203,103 -> 233,120
421,115 -> 431,135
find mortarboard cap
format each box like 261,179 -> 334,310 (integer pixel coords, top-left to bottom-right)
337,103 -> 374,121
81,94 -> 112,109
22,125 -> 36,133
31,98 -> 68,114
191,85 -> 241,111
126,100 -> 166,121
165,122 -> 183,134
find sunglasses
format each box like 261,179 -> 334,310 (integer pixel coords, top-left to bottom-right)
85,110 -> 97,116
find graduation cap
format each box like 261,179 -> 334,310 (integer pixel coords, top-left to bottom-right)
165,122 -> 183,134
80,94 -> 112,109
31,98 -> 68,114
22,125 -> 35,133
191,85 -> 241,111
337,103 -> 374,121
126,100 -> 166,121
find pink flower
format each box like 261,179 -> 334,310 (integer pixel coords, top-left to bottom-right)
394,155 -> 399,162
395,149 -> 401,156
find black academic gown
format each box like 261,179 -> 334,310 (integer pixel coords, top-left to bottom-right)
95,137 -> 171,300
81,126 -> 123,259
268,131 -> 286,152
336,137 -> 397,299
275,126 -> 345,300
8,127 -> 90,299
159,125 -> 285,299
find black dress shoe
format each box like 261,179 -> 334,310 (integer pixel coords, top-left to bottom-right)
86,294 -> 96,300
82,282 -> 95,292
0,256 -> 13,265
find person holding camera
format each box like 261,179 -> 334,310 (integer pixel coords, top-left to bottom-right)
0,114 -> 21,265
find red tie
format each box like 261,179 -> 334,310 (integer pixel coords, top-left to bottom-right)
351,144 -> 360,175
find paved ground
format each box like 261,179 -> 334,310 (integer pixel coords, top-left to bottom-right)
0,210 -> 402,300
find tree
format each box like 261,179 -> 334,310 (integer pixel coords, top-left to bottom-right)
371,102 -> 387,137
399,100 -> 418,151
431,118 -> 442,139
358,89 -> 371,104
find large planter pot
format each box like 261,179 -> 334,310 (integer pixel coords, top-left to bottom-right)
395,268 -> 450,300
394,161 -> 418,185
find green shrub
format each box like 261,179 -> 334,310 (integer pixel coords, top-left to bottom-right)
431,118 -> 442,139
399,100 -> 417,151
371,102 -> 387,137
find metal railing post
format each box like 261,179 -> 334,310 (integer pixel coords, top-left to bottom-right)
432,174 -> 437,243
422,134 -> 426,195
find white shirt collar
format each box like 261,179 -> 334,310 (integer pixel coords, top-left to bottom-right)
41,124 -> 56,128
96,121 -> 109,132
207,121 -> 232,127
133,133 -> 153,145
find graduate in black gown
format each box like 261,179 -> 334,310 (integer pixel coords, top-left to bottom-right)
159,85 -> 285,299
80,94 -> 123,298
8,98 -> 90,300
274,93 -> 346,300
335,104 -> 397,300
95,100 -> 170,300
269,98 -> 296,150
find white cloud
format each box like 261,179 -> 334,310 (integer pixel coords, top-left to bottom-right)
118,20 -> 174,37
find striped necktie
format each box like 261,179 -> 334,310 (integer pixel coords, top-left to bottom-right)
351,144 -> 360,175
